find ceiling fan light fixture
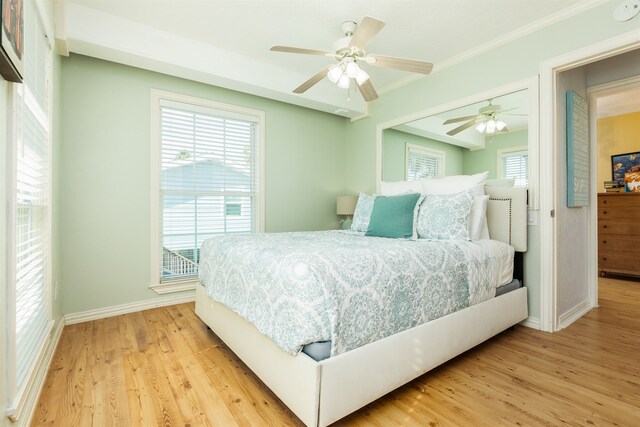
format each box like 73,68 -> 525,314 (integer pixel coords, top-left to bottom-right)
327,64 -> 344,83
475,122 -> 486,133
355,68 -> 369,85
496,120 -> 507,131
337,74 -> 351,89
485,119 -> 497,134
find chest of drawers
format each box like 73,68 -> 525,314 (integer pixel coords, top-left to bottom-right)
598,192 -> 640,277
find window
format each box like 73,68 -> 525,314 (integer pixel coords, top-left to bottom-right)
150,91 -> 264,292
6,2 -> 53,419
498,146 -> 528,188
405,143 -> 445,180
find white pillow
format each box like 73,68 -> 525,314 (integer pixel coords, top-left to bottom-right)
380,179 -> 426,196
485,178 -> 515,187
421,171 -> 489,195
469,195 -> 490,240
350,193 -> 376,232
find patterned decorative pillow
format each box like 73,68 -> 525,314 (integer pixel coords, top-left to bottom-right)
417,190 -> 474,240
350,193 -> 376,232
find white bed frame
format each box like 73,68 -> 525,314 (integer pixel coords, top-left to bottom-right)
195,186 -> 529,426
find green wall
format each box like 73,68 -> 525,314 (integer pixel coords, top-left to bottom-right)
343,1 -> 639,320
59,54 -> 347,314
382,128 -> 463,181
462,130 -> 528,177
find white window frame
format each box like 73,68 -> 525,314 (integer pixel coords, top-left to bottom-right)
497,145 -> 528,188
149,89 -> 265,294
5,3 -> 54,422
405,143 -> 445,180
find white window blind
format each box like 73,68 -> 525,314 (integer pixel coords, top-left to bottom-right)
501,150 -> 529,188
159,102 -> 260,282
8,1 -> 52,414
406,143 -> 444,180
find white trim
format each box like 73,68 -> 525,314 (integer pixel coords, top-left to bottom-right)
65,292 -> 196,325
149,279 -> 197,295
7,318 -> 64,424
149,89 -> 266,288
520,316 -> 540,330
538,29 -> 640,332
558,298 -> 592,330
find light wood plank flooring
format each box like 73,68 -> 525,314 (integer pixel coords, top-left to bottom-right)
33,278 -> 640,426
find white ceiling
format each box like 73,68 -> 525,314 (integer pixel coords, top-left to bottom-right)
58,0 -> 601,118
597,87 -> 640,118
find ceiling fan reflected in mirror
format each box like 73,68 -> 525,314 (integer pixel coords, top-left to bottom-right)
270,16 -> 434,102
443,100 -> 526,136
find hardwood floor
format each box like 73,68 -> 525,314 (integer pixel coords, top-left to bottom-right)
33,279 -> 640,426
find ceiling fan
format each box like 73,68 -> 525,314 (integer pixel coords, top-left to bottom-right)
270,16 -> 433,102
443,100 -> 523,136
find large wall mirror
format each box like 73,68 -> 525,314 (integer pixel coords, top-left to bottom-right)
376,78 -> 539,209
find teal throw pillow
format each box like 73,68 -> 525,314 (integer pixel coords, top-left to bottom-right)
365,193 -> 422,239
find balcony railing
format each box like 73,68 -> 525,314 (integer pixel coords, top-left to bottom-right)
163,246 -> 198,279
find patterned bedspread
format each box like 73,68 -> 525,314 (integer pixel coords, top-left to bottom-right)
199,230 -> 513,357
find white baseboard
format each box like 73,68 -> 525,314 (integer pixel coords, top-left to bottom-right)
16,317 -> 65,426
520,316 -> 540,329
65,291 -> 196,325
558,298 -> 592,330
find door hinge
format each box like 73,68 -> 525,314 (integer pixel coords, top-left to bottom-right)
550,209 -> 555,218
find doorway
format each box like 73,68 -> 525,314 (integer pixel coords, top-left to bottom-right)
539,34 -> 640,333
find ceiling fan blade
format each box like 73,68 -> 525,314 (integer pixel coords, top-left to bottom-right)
271,46 -> 336,57
348,16 -> 385,49
357,79 -> 379,102
443,115 -> 480,125
367,54 -> 433,74
293,65 -> 333,94
446,118 -> 481,136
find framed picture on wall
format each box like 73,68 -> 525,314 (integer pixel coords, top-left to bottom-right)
0,0 -> 24,83
611,151 -> 640,185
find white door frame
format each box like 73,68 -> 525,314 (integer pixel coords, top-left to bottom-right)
538,29 -> 640,332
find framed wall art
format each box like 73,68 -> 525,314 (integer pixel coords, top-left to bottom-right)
0,0 -> 24,83
611,151 -> 640,186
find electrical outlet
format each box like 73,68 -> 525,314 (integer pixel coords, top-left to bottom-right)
527,210 -> 538,225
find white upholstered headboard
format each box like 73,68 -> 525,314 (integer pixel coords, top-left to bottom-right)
484,186 -> 528,252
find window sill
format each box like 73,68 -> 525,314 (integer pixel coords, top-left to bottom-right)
149,280 -> 198,295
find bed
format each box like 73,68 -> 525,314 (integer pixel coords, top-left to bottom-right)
195,184 -> 528,426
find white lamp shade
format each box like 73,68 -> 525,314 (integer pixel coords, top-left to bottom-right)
355,68 -> 369,85
327,65 -> 343,83
336,196 -> 358,215
496,120 -> 507,131
337,74 -> 350,89
475,122 -> 486,133
345,61 -> 359,78
485,119 -> 497,134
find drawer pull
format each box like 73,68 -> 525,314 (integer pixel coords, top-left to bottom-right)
602,257 -> 607,261
603,211 -> 607,214
603,240 -> 607,244
603,200 -> 607,204
603,225 -> 607,229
